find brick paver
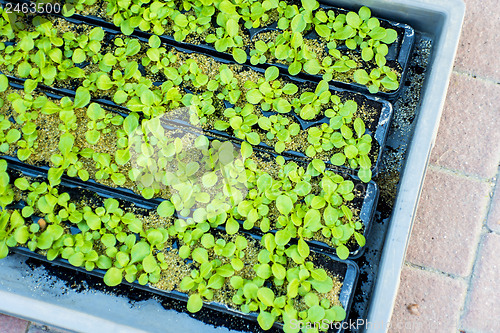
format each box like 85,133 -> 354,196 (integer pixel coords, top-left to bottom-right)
389,266 -> 467,333
429,74 -> 500,179
405,168 -> 490,276
454,0 -> 500,82
487,175 -> 500,233
0,313 -> 29,333
461,233 -> 500,332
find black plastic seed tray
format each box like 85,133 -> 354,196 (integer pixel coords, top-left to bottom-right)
152,123 -> 379,260
164,66 -> 394,179
245,5 -> 415,100
56,2 -> 412,99
5,69 -> 394,181
10,229 -> 359,333
3,65 -> 393,182
16,0 -> 416,99
307,181 -> 378,259
2,79 -> 379,260
246,147 -> 379,260
1,115 -> 379,261
143,118 -> 380,260
1,155 -> 164,210
1,12 -> 394,179
127,118 -> 379,260
203,76 -> 394,180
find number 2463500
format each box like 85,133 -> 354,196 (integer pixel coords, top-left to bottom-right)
4,2 -> 62,14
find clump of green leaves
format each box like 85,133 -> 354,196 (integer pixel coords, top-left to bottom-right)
214,104 -> 260,145
0,114 -> 21,154
0,159 -> 15,258
82,100 -> 124,146
304,98 -> 373,182
296,80 -> 331,120
233,156 -> 366,260
244,66 -> 297,114
179,235 -> 242,312
257,114 -> 300,153
354,66 -> 399,93
207,17 -> 247,64
8,91 -> 41,162
57,0 -> 402,93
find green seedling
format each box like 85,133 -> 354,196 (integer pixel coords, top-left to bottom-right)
257,114 -> 300,153
354,66 -> 399,93
214,104 -> 260,145
296,80 -> 331,120
244,66 -> 297,114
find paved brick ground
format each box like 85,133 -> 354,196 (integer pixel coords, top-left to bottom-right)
429,74 -> 500,178
0,314 -> 28,333
462,233 -> 500,332
405,167 -> 490,277
0,318 -> 69,333
454,0 -> 500,82
487,176 -> 500,233
389,266 -> 467,333
391,0 -> 500,330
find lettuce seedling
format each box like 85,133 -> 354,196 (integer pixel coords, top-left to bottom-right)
0,159 -> 14,209
206,16 -> 246,63
354,66 -> 399,93
179,243 -> 234,312
297,80 -> 331,120
234,174 -> 274,231
182,92 -> 216,126
212,64 -> 241,105
8,92 -> 41,161
258,114 -> 300,153
244,67 -> 297,113
92,152 -> 126,186
214,104 -> 260,145
171,5 -> 214,42
0,114 -> 21,154
84,102 -> 123,145
240,0 -> 279,29
48,131 -> 89,185
1,210 -> 28,259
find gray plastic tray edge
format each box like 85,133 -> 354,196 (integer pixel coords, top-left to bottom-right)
327,0 -> 465,332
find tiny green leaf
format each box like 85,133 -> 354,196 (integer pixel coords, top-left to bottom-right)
353,69 -> 370,85
336,244 -> 350,260
232,48 -> 247,64
0,75 -> 9,92
246,89 -> 263,104
265,66 -> 279,82
257,311 -> 275,330
358,167 -> 372,183
257,287 -> 275,307
103,267 -> 123,286
130,241 -> 150,264
192,247 -> 208,263
276,195 -> 293,215
187,294 -> 203,313
72,48 -> 86,63
157,200 -> 175,217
